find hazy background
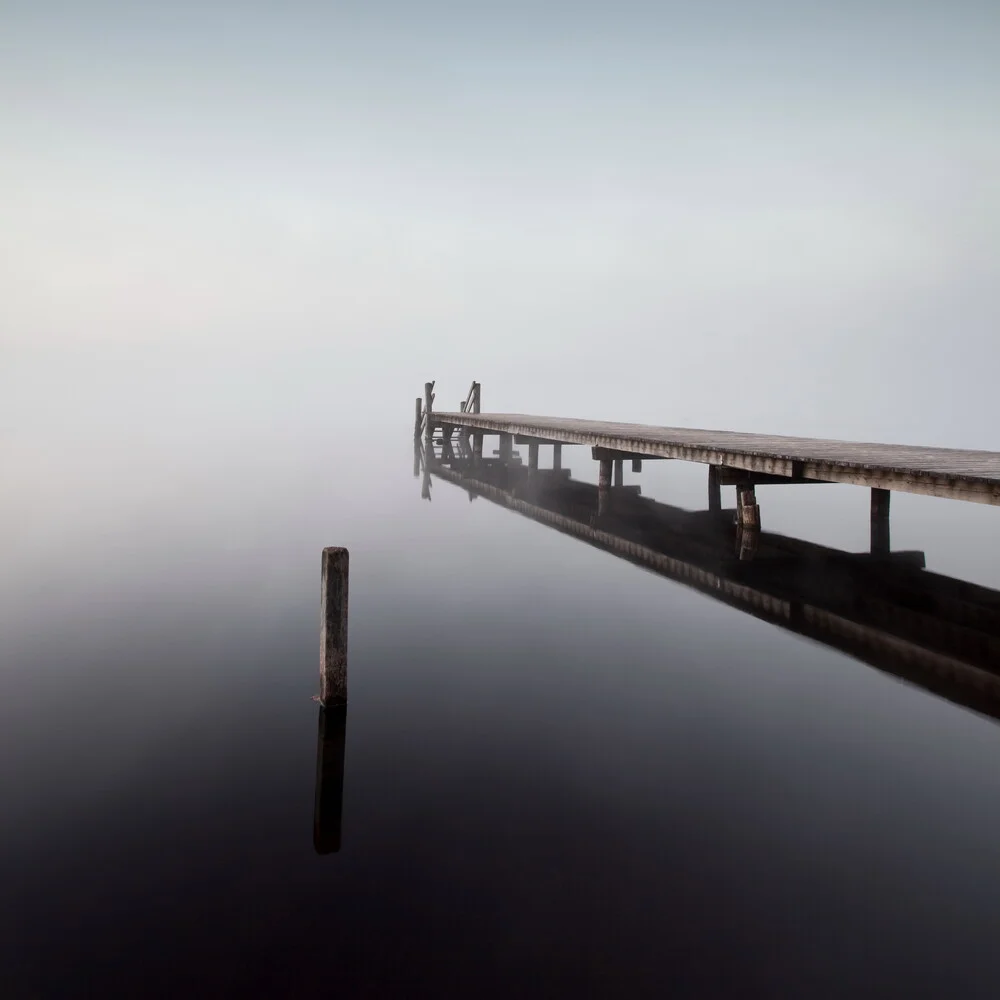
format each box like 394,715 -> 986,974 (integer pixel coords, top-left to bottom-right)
3,1 -> 999,593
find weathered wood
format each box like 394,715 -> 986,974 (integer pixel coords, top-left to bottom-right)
632,458 -> 642,473
528,442 -> 539,470
708,465 -> 722,511
431,411 -> 1000,506
313,705 -> 347,854
614,459 -> 624,487
414,397 -> 422,439
423,382 -> 435,442
499,433 -> 513,463
872,488 -> 891,556
598,458 -> 612,516
737,484 -> 761,528
320,547 -> 349,706
716,466 -> 832,486
553,443 -> 562,470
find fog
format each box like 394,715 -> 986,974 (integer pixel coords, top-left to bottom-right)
4,0 -> 999,448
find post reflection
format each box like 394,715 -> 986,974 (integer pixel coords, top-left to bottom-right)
313,705 -> 347,855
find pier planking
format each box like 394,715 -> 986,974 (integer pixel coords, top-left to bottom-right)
429,410 -> 1000,506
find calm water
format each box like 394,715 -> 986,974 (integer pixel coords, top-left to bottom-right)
4,423 -> 1000,998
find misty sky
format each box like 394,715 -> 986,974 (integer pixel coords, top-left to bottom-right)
3,1 -> 999,445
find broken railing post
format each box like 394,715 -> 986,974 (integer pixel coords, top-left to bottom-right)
423,381 -> 435,443
320,547 -> 349,706
313,705 -> 348,854
871,488 -> 891,555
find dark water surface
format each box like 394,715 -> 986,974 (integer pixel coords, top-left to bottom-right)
4,427 -> 1000,998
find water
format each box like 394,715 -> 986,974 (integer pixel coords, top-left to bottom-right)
4,421 -> 1000,998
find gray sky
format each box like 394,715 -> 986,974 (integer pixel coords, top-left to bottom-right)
3,0 -> 999,445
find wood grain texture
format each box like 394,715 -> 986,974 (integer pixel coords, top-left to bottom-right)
433,412 -> 1000,505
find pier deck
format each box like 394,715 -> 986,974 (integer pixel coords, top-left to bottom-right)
431,411 -> 1000,506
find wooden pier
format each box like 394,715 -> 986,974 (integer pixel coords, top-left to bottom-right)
415,382 -> 1000,525
417,441 -> 1000,727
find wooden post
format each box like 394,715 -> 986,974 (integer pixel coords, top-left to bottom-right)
460,401 -> 467,412
473,382 -> 481,414
423,381 -> 435,443
871,488 -> 890,555
736,483 -> 760,528
598,458 -> 612,516
736,526 -> 759,561
320,547 -> 348,706
414,397 -> 422,439
473,433 -> 483,462
614,459 -> 624,487
313,705 -> 347,854
528,442 -> 539,471
631,458 -> 642,473
413,440 -> 421,478
553,443 -> 562,470
708,465 -> 721,512
499,433 -> 513,463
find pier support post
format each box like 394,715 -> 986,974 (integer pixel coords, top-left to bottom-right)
598,458 -> 613,516
320,547 -> 349,706
632,458 -> 642,473
708,465 -> 722,512
414,397 -> 422,439
473,433 -> 483,463
528,442 -> 539,472
736,484 -> 760,528
871,488 -> 891,555
499,433 -> 513,464
553,443 -> 562,470
614,459 -> 624,487
736,526 -> 759,561
313,705 -> 348,854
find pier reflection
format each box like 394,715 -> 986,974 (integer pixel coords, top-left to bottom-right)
419,444 -> 1000,726
313,705 -> 347,855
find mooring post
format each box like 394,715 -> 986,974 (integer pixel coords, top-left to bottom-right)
413,440 -> 421,478
708,465 -> 722,512
871,488 -> 891,555
598,458 -> 613,516
553,443 -> 562,470
614,458 -> 624,487
736,483 -> 760,528
313,705 -> 347,854
414,397 -> 423,439
320,547 -> 349,706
